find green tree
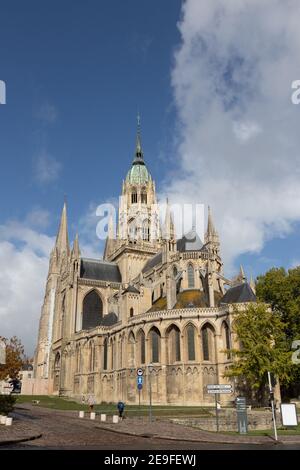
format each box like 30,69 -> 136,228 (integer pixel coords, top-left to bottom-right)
225,303 -> 293,403
256,266 -> 300,339
256,266 -> 300,397
0,336 -> 25,380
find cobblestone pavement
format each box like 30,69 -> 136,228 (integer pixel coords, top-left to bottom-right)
0,405 -> 300,450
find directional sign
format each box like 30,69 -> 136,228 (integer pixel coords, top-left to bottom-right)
137,368 -> 143,376
207,384 -> 232,390
137,376 -> 143,385
137,383 -> 143,390
207,384 -> 233,394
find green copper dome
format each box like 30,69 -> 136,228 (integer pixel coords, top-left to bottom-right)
126,162 -> 151,185
126,115 -> 152,184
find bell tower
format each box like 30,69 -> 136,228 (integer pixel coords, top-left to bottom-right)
105,116 -> 161,282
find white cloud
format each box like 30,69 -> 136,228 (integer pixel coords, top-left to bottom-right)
0,217 -> 54,356
34,150 -> 62,184
166,0 -> 300,274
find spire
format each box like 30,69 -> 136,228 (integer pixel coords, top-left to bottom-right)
250,274 -> 256,294
239,265 -> 246,282
205,206 -> 219,248
134,113 -> 144,162
207,206 -> 216,236
55,202 -> 70,254
164,198 -> 176,240
72,233 -> 80,258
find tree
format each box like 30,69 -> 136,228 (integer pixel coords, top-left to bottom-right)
0,336 -> 25,380
256,266 -> 300,397
256,266 -> 300,339
224,303 -> 293,403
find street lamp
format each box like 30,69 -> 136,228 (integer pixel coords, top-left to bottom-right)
148,363 -> 153,422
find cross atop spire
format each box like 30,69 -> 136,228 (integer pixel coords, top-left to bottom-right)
134,112 -> 144,161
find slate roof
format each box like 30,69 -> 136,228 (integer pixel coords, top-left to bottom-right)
142,252 -> 162,273
101,312 -> 118,326
177,229 -> 204,252
123,285 -> 140,294
80,258 -> 122,283
220,283 -> 256,304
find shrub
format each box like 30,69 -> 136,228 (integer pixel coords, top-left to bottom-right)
0,395 -> 16,414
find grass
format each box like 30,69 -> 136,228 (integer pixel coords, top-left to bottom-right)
223,424 -> 300,437
16,395 -> 212,417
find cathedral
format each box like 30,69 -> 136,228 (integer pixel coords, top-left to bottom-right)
34,121 -> 256,405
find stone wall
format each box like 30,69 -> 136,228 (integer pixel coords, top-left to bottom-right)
172,408 -> 275,432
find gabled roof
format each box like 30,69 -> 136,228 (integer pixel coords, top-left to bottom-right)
80,258 -> 121,283
220,283 -> 256,304
177,229 -> 203,252
123,285 -> 140,294
142,251 -> 162,273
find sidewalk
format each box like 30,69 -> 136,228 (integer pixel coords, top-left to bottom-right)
95,417 -> 276,445
0,417 -> 42,446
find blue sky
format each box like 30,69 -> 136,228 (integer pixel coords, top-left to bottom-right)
1,0 -> 300,353
0,0 -> 181,230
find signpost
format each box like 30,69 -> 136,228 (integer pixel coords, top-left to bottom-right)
136,369 -> 144,408
267,371 -> 278,441
236,396 -> 248,434
206,384 -> 233,432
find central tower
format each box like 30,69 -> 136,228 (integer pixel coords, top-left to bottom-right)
104,117 -> 161,282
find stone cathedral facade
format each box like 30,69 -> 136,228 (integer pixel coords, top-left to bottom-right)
34,123 -> 256,405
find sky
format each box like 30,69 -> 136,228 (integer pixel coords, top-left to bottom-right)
1,0 -> 300,355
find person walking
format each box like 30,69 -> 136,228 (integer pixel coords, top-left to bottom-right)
88,394 -> 95,412
117,401 -> 125,420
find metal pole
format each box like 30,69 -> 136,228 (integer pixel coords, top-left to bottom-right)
149,364 -> 152,423
267,371 -> 278,441
215,393 -> 219,432
138,388 -> 141,409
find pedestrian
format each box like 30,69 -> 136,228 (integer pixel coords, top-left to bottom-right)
117,400 -> 125,420
88,394 -> 95,412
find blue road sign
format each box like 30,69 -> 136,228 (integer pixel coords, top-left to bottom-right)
137,383 -> 143,390
137,376 -> 143,385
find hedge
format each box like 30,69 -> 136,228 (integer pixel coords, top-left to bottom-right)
0,395 -> 16,414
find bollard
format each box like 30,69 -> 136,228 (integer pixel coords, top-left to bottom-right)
0,415 -> 7,424
5,417 -> 13,426
100,414 -> 106,422
90,412 -> 96,420
112,415 -> 119,424
79,411 -> 85,418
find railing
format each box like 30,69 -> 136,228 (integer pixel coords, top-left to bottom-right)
129,305 -> 228,322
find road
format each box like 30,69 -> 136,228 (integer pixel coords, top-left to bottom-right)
1,406 -> 300,450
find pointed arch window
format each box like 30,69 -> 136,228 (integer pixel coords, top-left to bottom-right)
167,325 -> 181,364
131,190 -> 138,204
187,264 -> 195,288
141,192 -> 147,204
138,330 -> 146,365
150,327 -> 161,363
103,338 -> 108,370
82,290 -> 103,330
187,325 -> 196,361
129,219 -> 137,241
201,324 -> 215,361
142,219 -> 150,241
